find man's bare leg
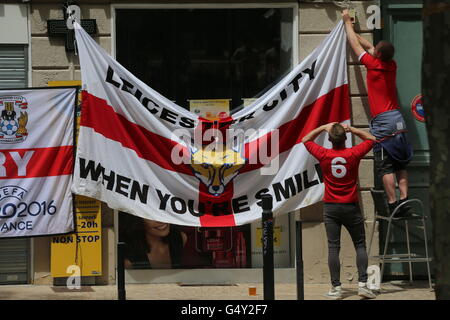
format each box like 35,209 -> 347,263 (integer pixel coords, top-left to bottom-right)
382,173 -> 397,204
396,170 -> 408,200
396,170 -> 412,216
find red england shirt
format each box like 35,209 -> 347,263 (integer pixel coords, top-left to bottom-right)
359,52 -> 399,118
304,140 -> 374,203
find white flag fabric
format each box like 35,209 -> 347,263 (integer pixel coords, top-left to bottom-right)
73,22 -> 350,227
0,88 -> 75,237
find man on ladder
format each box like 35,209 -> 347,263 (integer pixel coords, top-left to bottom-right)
342,8 -> 414,216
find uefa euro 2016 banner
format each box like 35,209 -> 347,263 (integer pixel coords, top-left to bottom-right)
73,22 -> 350,227
0,88 -> 75,238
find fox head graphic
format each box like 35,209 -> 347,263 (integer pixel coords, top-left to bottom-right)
187,134 -> 246,196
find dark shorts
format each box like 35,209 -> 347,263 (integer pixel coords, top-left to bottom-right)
374,147 -> 408,176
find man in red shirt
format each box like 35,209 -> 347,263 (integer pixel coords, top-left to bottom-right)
342,10 -> 413,216
302,122 -> 376,299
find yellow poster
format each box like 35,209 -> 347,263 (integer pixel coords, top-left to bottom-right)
255,226 -> 282,248
189,99 -> 230,120
242,98 -> 257,107
250,214 -> 291,268
51,196 -> 102,277
48,81 -> 102,277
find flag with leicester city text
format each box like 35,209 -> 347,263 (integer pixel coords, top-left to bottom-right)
72,21 -> 350,227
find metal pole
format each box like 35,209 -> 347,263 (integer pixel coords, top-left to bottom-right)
117,242 -> 126,300
261,194 -> 275,300
296,220 -> 304,300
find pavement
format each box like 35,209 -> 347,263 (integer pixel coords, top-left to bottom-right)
0,281 -> 435,300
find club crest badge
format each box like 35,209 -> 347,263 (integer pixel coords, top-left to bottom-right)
411,94 -> 425,122
0,96 -> 28,143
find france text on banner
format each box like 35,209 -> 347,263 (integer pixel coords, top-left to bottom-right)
72,22 -> 350,227
0,88 -> 76,238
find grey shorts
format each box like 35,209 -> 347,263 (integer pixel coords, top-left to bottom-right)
374,147 -> 407,176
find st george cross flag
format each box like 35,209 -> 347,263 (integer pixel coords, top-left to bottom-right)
0,88 -> 75,237
73,22 -> 350,227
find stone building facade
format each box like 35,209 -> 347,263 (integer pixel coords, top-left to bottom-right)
2,0 -> 381,286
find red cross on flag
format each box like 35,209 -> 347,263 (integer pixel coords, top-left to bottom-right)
73,22 -> 350,227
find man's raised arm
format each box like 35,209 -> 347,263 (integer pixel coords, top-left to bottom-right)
342,9 -> 365,57
302,123 -> 336,143
343,124 -> 376,141
356,34 -> 375,56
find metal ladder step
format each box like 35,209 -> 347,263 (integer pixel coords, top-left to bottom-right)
377,257 -> 433,263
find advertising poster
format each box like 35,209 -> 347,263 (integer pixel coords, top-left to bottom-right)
119,212 -> 251,269
51,196 -> 102,277
189,99 -> 230,120
250,213 -> 291,268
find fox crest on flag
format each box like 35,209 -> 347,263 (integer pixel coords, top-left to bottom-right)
72,22 -> 350,227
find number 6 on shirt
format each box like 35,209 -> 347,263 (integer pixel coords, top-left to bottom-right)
331,157 -> 347,178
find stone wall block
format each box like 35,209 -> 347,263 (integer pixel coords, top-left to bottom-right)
349,64 -> 367,95
299,1 -> 379,33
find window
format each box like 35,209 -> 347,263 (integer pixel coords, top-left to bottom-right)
116,8 -> 294,110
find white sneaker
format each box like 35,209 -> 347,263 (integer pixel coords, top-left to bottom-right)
358,283 -> 376,299
325,286 -> 343,300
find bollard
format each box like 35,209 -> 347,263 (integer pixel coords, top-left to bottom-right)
296,220 -> 304,300
261,194 -> 275,300
117,242 -> 126,300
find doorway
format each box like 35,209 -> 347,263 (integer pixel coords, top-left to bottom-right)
380,0 -> 432,279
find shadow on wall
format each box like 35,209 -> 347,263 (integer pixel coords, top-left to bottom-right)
0,3 -> 27,19
299,201 -> 324,223
324,4 -> 339,22
351,64 -> 368,96
360,89 -> 372,125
